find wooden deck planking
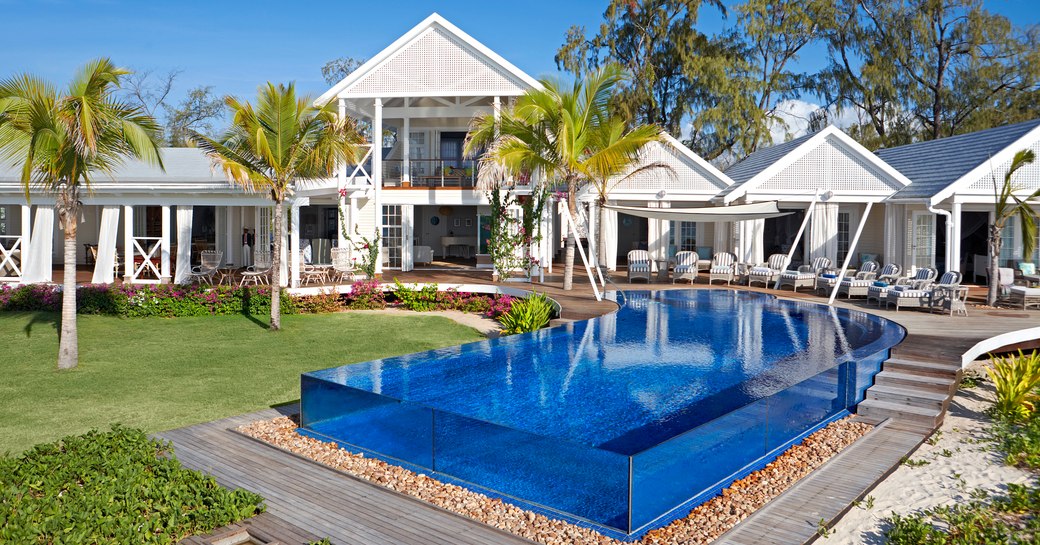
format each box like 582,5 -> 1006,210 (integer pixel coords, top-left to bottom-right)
159,411 -> 536,545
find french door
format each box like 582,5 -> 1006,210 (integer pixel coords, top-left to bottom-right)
382,205 -> 402,268
910,211 -> 935,270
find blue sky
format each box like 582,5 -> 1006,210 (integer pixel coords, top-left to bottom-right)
1,0 -> 1037,110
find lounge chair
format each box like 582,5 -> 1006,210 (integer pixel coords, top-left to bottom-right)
627,250 -> 651,283
331,247 -> 356,283
240,251 -> 272,286
189,250 -> 222,285
1009,286 -> 1040,309
838,263 -> 900,299
708,252 -> 737,285
747,253 -> 789,287
887,270 -> 958,311
817,260 -> 878,295
867,267 -> 934,306
671,251 -> 700,284
777,256 -> 831,292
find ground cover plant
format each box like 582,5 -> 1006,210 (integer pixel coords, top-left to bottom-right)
883,352 -> 1040,544
498,291 -> 554,335
0,426 -> 263,544
0,311 -> 482,454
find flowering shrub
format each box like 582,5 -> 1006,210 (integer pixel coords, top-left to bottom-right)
0,283 -> 296,317
388,281 -> 514,318
346,280 -> 387,310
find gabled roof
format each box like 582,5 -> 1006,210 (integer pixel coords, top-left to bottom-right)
0,148 -> 230,186
878,118 -> 1040,203
316,13 -> 540,105
716,125 -> 910,204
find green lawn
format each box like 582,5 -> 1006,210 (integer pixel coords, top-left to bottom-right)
0,311 -> 483,454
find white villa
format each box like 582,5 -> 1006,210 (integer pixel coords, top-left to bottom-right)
1,13 -> 1039,289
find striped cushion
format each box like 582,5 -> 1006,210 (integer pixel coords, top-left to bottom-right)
842,279 -> 874,286
781,271 -> 816,280
892,289 -> 929,298
710,266 -> 733,274
629,264 -> 650,273
675,265 -> 697,274
749,267 -> 772,275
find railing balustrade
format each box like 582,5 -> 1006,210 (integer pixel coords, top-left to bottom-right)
383,159 -> 479,188
0,235 -> 24,281
131,236 -> 162,284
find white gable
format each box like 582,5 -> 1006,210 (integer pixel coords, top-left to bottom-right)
966,139 -> 1040,195
612,136 -> 731,195
755,135 -> 903,196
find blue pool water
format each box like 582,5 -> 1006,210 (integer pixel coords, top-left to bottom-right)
300,290 -> 904,538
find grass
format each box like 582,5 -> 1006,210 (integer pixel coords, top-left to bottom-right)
0,311 -> 484,454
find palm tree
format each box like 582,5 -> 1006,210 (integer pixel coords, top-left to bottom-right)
467,65 -> 663,290
987,149 -> 1038,306
191,82 -> 362,330
0,59 -> 164,370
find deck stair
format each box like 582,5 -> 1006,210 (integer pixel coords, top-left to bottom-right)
857,355 -> 962,430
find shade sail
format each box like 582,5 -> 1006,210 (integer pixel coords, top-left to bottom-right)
605,201 -> 793,222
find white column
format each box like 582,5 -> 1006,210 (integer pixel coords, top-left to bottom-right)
401,204 -> 414,272
20,204 -> 30,265
225,206 -> 235,265
123,205 -> 134,282
92,205 -> 120,284
290,200 -> 301,288
402,116 -> 411,184
160,205 -> 171,283
338,98 -> 348,185
602,206 -> 618,271
373,98 -> 383,274
175,206 -> 193,284
950,201 -> 962,273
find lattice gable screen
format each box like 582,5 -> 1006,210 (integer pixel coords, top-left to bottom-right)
612,141 -> 725,193
966,140 -> 1040,194
346,27 -> 528,97
757,136 -> 899,194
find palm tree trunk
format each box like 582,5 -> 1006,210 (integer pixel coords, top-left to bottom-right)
987,226 -> 1001,306
563,196 -> 577,291
270,199 -> 283,331
57,218 -> 78,370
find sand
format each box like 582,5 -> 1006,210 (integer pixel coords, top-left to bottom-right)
826,369 -> 1033,544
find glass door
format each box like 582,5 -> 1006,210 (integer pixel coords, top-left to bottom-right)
382,205 -> 402,268
911,211 -> 935,270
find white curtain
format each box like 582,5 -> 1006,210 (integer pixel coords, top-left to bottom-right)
92,206 -> 120,284
23,207 -> 54,283
810,202 -> 839,262
602,207 -> 618,271
714,222 -> 731,255
736,219 -> 764,264
175,206 -> 193,284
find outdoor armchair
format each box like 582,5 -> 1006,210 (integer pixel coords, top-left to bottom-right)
777,256 -> 831,292
627,250 -> 651,283
671,251 -> 700,284
747,253 -> 789,287
189,250 -> 222,285
708,252 -> 737,285
240,251 -> 272,286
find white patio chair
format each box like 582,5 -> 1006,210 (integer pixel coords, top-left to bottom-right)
240,250 -> 272,286
299,252 -> 328,286
887,269 -> 954,311
747,253 -> 789,287
838,263 -> 900,299
778,256 -> 831,292
867,267 -> 934,306
708,252 -> 737,285
627,250 -> 651,283
189,250 -> 222,285
331,247 -> 356,284
818,260 -> 878,295
671,251 -> 700,284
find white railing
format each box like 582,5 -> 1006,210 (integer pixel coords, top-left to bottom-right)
0,235 -> 23,282
344,144 -> 374,187
131,236 -> 162,284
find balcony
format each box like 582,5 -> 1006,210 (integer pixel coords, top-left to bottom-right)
383,159 -> 479,189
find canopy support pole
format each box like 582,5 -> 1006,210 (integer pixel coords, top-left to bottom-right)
562,204 -> 602,302
828,202 -> 873,305
773,193 -> 820,289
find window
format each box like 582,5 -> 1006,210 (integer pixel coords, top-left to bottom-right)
999,218 -> 1016,268
0,206 -> 6,235
669,221 -> 696,253
836,212 -> 850,264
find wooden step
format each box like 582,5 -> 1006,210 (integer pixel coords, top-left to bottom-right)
883,357 -> 962,378
874,370 -> 957,394
856,398 -> 944,428
867,384 -> 950,409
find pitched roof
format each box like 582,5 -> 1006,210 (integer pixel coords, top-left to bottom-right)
723,131 -> 816,185
315,13 -> 539,105
0,148 -> 230,185
879,118 -> 1040,201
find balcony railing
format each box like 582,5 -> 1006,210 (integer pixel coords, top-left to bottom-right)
383,159 -> 480,188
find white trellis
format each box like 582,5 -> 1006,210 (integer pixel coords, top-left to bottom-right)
0,235 -> 23,281
131,236 -> 162,284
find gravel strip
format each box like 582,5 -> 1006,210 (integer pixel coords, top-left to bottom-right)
238,416 -> 871,545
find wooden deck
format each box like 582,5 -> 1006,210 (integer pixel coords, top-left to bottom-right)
155,268 -> 1038,545
159,409 -> 535,545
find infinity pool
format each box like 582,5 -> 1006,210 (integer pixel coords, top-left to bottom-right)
299,290 -> 904,538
